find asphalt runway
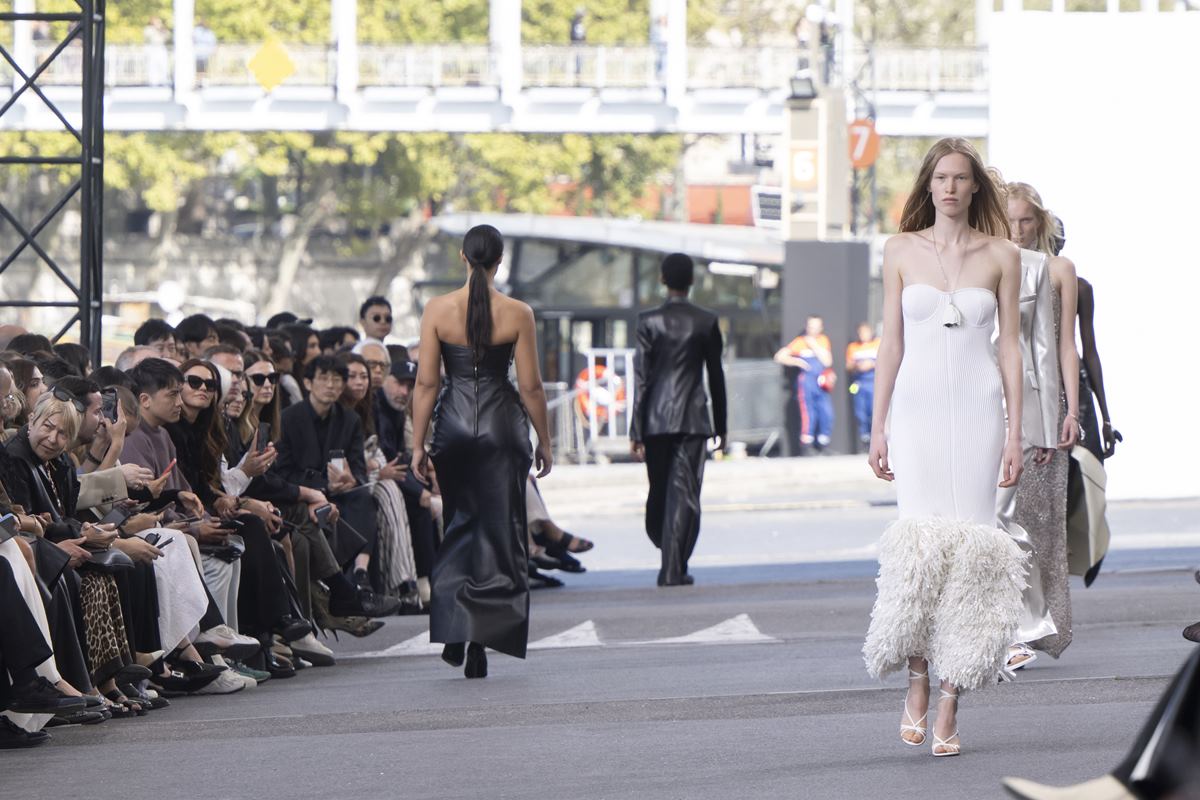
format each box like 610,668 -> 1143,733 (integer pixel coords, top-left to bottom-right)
5,531 -> 1199,800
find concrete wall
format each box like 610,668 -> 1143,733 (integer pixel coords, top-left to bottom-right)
988,11 -> 1200,499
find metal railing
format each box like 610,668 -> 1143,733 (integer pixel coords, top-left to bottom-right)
202,43 -> 335,87
687,47 -> 799,90
358,44 -> 493,88
867,47 -> 988,92
522,45 -> 659,88
8,43 -> 990,94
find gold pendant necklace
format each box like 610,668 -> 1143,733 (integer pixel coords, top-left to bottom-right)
932,234 -> 964,328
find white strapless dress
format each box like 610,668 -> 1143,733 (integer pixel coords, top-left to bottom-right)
863,285 -> 1027,690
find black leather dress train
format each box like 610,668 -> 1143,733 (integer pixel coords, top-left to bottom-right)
429,342 -> 533,659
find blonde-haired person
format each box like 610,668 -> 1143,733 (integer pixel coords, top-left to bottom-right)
0,393 -> 149,716
999,181 -> 1081,671
863,137 -> 1028,757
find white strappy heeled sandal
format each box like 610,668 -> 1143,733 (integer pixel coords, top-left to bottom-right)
900,668 -> 929,746
932,687 -> 961,757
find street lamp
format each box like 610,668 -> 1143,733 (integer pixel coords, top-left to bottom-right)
789,70 -> 817,101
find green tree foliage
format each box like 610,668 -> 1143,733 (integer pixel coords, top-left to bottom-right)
856,0 -> 975,46
521,0 -> 649,44
194,0 -> 332,43
357,1 -> 489,44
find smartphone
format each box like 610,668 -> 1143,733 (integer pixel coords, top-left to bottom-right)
175,515 -> 200,525
314,503 -> 333,529
98,505 -> 132,527
0,513 -> 18,543
328,449 -> 346,473
161,459 -> 177,479
101,389 -> 119,423
223,518 -> 246,531
157,537 -> 174,548
256,422 -> 272,453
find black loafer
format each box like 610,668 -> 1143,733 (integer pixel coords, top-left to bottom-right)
7,677 -> 89,715
0,718 -> 50,749
46,710 -> 107,727
273,616 -> 313,643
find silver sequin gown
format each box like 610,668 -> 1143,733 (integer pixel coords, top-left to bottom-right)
1013,286 -> 1072,657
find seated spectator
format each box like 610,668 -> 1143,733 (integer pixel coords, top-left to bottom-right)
6,333 -> 53,356
114,346 -> 158,372
133,319 -> 178,361
235,350 -> 380,641
273,355 -> 397,617
356,296 -> 392,348
373,358 -> 438,605
216,324 -> 250,352
32,354 -> 75,386
168,358 -> 310,676
88,366 -> 133,391
265,311 -> 311,330
6,357 -> 45,427
53,343 -> 92,378
320,327 -> 359,354
174,314 -> 220,360
281,324 -> 320,406
338,352 -> 421,612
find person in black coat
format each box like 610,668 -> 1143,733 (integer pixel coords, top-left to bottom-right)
630,253 -> 727,587
273,355 -> 396,617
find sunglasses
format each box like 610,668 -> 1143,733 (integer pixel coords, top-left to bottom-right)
184,375 -> 218,392
371,314 -> 393,324
249,373 -> 280,387
50,386 -> 87,413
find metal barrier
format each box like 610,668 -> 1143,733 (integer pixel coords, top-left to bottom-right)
16,43 -> 989,95
521,45 -> 658,88
867,47 -> 988,92
359,44 -> 493,88
687,47 -> 798,90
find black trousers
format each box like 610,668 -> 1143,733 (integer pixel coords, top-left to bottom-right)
1114,646 -> 1200,799
234,513 -> 291,636
115,561 -> 161,656
398,480 -> 436,578
643,434 -> 707,584
0,556 -> 54,708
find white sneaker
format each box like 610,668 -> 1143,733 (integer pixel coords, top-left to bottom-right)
195,625 -> 262,661
289,633 -> 335,667
194,669 -> 247,695
209,655 -> 257,690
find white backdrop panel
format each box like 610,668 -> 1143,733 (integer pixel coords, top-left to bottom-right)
989,11 -> 1200,500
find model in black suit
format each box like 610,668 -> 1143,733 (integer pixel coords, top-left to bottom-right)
630,253 -> 727,587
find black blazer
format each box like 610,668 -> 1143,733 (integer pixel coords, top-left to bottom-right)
273,401 -> 367,493
630,297 -> 727,441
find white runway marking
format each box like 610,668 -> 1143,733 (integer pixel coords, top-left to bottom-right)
528,620 -> 602,650
630,614 -> 781,646
346,615 -> 780,658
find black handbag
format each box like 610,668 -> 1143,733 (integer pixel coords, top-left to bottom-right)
198,533 -> 245,563
79,546 -> 135,574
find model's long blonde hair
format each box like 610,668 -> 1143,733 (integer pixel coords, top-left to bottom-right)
1005,181 -> 1061,257
899,138 -> 1010,239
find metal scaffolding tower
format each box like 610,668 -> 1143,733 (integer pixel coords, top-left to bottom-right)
0,0 -> 105,362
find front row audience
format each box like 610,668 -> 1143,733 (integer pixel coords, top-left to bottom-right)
0,308 -> 592,748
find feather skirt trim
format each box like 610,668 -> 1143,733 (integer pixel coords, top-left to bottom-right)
862,516 -> 1028,691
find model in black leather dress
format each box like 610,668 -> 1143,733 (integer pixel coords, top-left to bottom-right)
429,341 -> 533,660
411,223 -> 553,679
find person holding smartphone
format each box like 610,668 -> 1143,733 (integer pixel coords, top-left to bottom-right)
273,355 -> 398,618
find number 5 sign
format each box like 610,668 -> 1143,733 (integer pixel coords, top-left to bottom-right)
848,118 -> 881,169
790,143 -> 819,191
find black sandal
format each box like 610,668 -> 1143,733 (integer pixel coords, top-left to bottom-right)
103,690 -> 143,718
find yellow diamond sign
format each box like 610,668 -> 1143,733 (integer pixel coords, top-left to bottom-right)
248,38 -> 295,92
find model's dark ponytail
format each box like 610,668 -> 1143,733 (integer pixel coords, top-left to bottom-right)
462,224 -> 504,363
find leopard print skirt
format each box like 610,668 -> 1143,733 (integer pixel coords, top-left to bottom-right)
80,572 -> 132,684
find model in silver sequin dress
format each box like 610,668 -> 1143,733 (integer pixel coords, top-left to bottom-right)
1012,286 -> 1072,657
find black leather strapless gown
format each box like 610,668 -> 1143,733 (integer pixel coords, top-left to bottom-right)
429,342 -> 533,659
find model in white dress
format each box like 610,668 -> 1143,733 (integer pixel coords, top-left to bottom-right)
863,137 -> 1029,758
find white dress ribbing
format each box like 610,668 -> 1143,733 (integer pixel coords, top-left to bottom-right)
863,285 -> 1027,691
